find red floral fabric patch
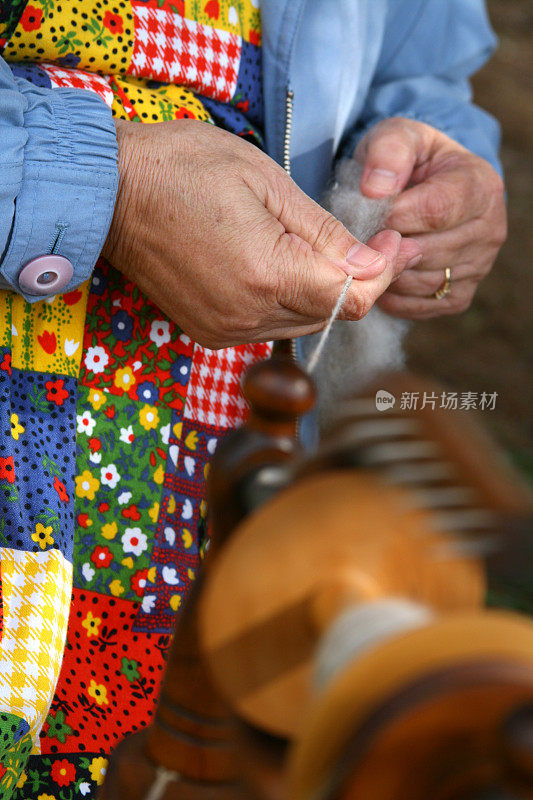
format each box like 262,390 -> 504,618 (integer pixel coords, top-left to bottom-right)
80,260 -> 194,412
40,588 -> 169,755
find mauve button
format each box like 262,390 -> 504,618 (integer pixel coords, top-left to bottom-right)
18,255 -> 74,295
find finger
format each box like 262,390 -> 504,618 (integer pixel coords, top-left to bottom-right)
388,265 -> 476,297
360,231 -> 422,280
388,159 -> 496,234
377,281 -> 477,320
399,219 -> 501,274
401,229 -> 473,273
395,235 -> 423,273
356,119 -> 425,198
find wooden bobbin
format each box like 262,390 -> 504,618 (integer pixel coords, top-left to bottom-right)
198,470 -> 485,739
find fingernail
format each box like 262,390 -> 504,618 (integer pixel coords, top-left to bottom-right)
346,244 -> 383,269
366,168 -> 398,195
406,254 -> 423,269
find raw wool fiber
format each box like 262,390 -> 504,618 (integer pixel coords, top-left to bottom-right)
300,159 -> 409,430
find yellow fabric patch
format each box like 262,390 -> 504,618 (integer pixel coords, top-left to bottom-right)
110,74 -> 212,123
5,283 -> 89,376
0,548 -> 72,742
184,0 -> 260,44
4,0 -> 135,74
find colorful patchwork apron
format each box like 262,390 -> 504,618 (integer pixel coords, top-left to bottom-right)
0,2 -> 271,797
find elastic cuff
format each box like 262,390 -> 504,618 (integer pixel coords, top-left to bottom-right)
0,84 -> 118,301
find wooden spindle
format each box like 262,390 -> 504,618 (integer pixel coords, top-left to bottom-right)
208,356 -> 315,545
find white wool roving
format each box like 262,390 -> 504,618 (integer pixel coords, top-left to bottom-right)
300,159 -> 409,430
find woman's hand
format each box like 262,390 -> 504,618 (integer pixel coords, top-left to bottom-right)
355,117 -> 507,320
103,119 -> 418,349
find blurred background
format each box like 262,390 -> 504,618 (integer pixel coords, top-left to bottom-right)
406,0 -> 532,478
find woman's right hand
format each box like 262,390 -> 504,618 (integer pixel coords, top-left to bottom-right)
103,119 -> 418,349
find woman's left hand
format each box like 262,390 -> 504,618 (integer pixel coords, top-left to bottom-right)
354,117 -> 507,320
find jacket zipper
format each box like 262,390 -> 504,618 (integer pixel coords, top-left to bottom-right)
283,88 -> 294,177
282,87 -> 301,440
282,87 -> 298,368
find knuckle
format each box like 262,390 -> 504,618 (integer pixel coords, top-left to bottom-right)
376,134 -> 413,162
472,260 -> 491,281
492,215 -> 508,247
345,293 -> 371,321
269,168 -> 293,206
311,212 -> 346,252
482,171 -> 507,240
373,117 -> 409,138
487,169 -> 505,198
420,187 -> 453,230
362,118 -> 392,145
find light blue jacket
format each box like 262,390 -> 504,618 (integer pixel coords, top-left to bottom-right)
0,0 -> 500,301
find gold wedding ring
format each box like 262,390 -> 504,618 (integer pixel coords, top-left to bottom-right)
433,267 -> 452,300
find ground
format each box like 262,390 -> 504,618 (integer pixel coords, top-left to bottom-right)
405,0 -> 532,474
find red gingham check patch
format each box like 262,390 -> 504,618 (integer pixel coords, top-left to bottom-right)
184,342 -> 273,429
128,6 -> 241,101
41,62 -> 114,107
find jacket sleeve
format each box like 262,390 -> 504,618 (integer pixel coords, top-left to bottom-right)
0,56 -> 118,301
344,0 -> 502,174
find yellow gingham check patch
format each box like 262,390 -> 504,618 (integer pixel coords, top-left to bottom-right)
0,548 -> 72,743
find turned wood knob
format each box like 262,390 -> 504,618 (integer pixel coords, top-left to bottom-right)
243,357 -> 316,434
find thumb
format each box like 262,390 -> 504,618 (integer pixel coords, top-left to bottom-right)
264,167 -> 390,279
273,228 -> 402,323
355,118 -> 426,199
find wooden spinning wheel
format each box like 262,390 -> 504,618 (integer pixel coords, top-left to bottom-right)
101,358 -> 533,800
198,470 -> 486,737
